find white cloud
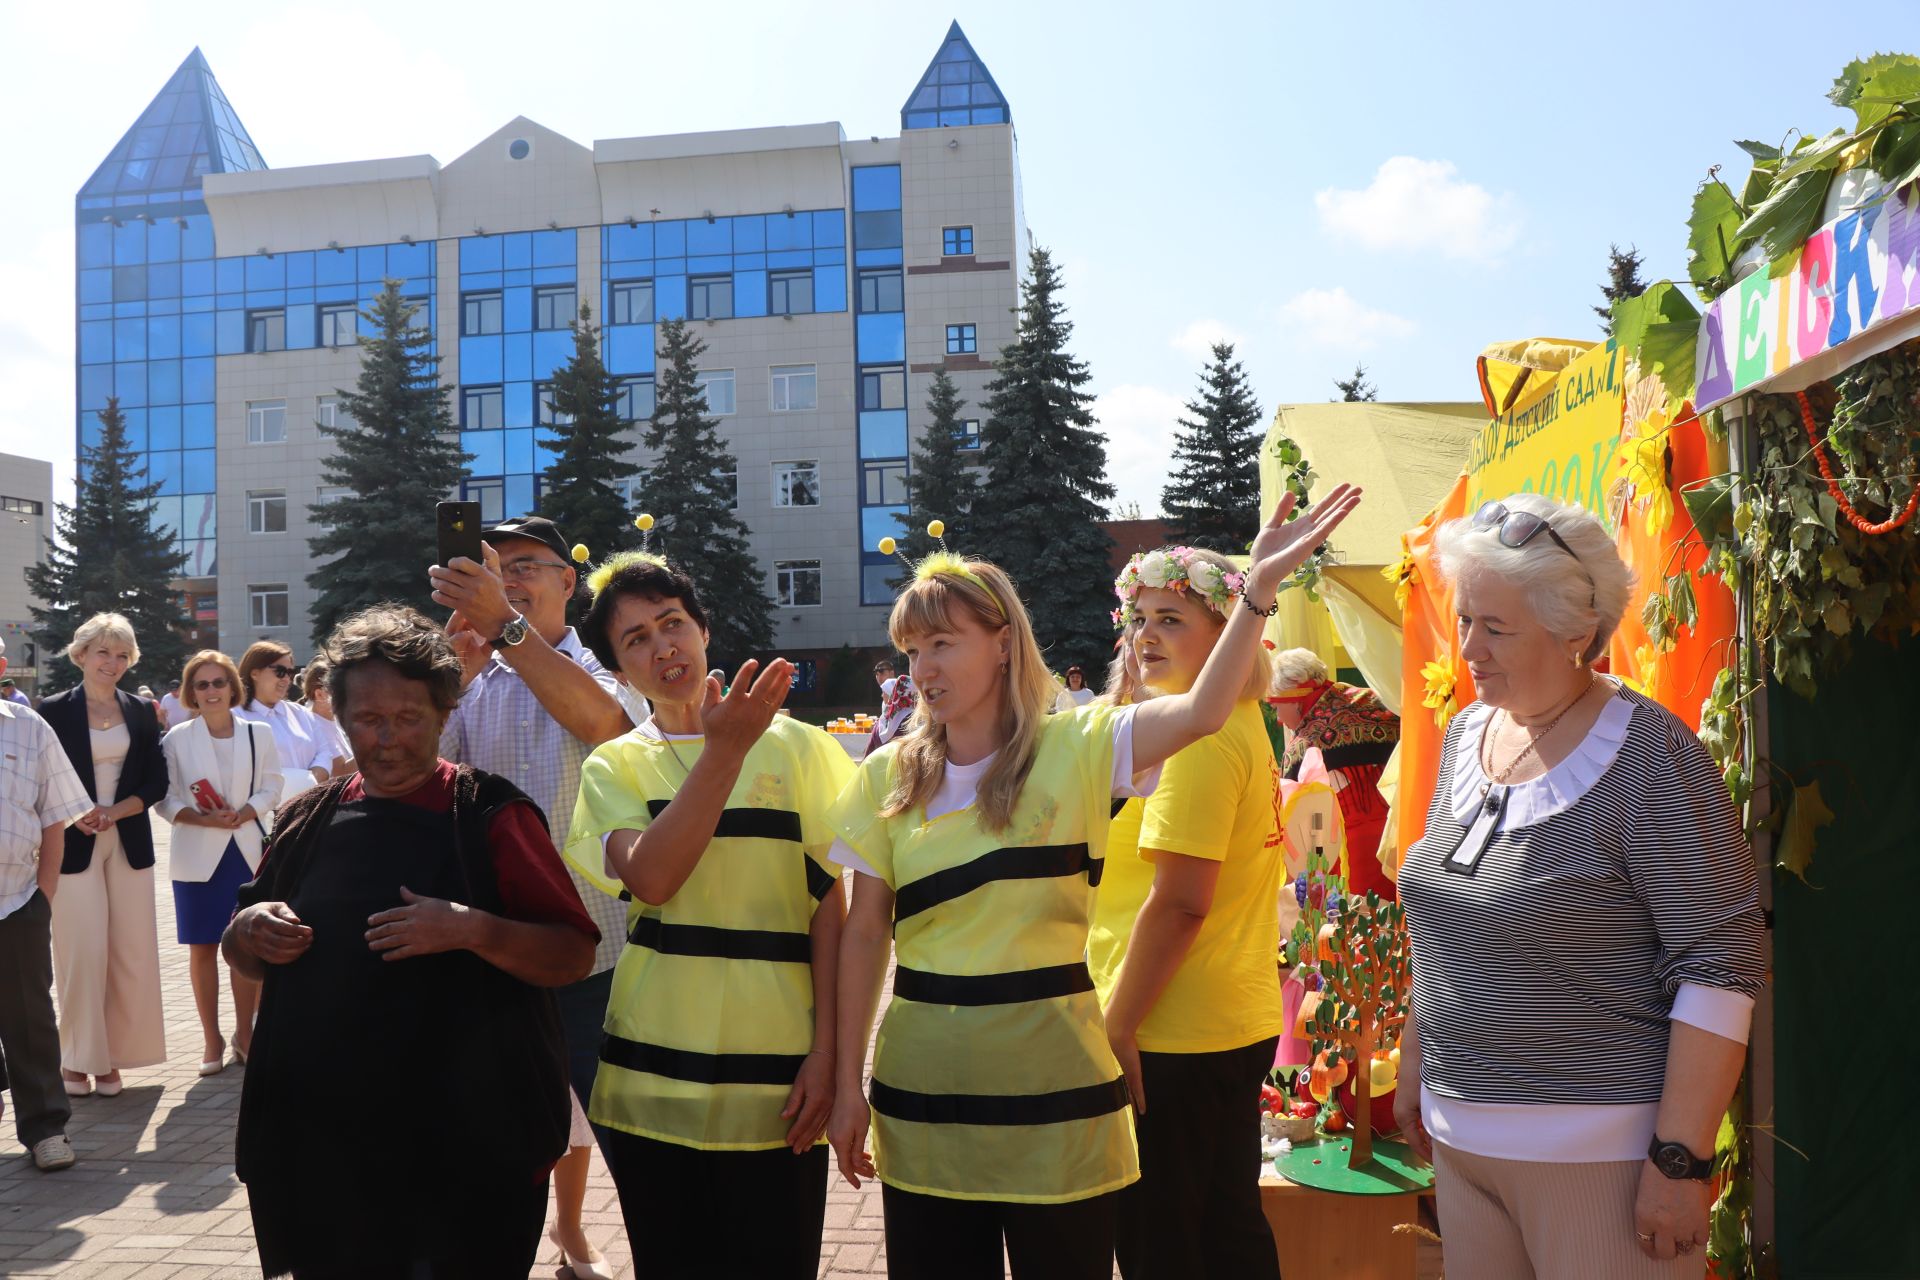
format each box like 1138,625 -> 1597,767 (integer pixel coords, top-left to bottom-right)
1315,157 -> 1521,261
1274,287 -> 1415,350
1095,384 -> 1187,518
1169,318 -> 1246,362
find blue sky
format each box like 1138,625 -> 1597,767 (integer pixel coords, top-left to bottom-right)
0,0 -> 1903,512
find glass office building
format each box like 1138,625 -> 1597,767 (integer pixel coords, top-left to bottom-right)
75,23 -> 1028,663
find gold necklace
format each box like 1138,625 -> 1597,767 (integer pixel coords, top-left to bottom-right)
1478,676 -> 1597,795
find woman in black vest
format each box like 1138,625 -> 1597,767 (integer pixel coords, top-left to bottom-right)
221,605 -> 598,1280
41,612 -> 169,1097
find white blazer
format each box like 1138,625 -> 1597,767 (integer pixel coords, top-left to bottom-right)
157,716 -> 284,883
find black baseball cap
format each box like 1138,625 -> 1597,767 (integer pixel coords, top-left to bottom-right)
482,514 -> 571,563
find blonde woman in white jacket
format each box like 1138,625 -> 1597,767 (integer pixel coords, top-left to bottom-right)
157,651 -> 282,1075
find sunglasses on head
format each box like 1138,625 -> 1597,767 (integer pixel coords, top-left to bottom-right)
266,664 -> 296,679
1472,501 -> 1595,604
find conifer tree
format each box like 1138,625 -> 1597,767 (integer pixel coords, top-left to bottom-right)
1161,342 -> 1263,552
538,304 -> 641,561
968,248 -> 1116,671
641,319 -> 773,668
1334,364 -> 1377,402
306,281 -> 469,644
897,371 -> 980,564
28,397 -> 192,691
1595,243 -> 1648,334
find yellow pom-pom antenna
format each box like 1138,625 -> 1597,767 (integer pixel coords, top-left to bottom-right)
587,549 -> 670,599
878,536 -> 898,556
634,513 -> 655,532
570,543 -> 590,564
927,519 -> 946,540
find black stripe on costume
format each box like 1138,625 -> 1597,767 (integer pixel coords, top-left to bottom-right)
805,857 -> 835,902
626,915 -> 812,964
894,962 -> 1094,1006
1110,798 -> 1127,818
600,1034 -> 806,1085
893,843 -> 1103,920
644,800 -> 804,844
869,1076 -> 1130,1127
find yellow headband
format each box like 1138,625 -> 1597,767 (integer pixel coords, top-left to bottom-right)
587,549 -> 671,600
878,523 -> 1006,619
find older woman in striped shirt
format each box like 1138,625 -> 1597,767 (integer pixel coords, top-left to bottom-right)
1396,493 -> 1763,1278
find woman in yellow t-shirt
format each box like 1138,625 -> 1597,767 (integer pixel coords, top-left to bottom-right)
826,486 -> 1359,1280
1092,546 -> 1287,1280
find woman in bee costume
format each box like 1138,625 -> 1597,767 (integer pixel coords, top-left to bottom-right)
827,490 -> 1360,1280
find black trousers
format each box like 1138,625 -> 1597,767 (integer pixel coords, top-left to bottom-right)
283,1175 -> 547,1280
881,1183 -> 1121,1280
0,892 -> 69,1149
600,1128 -> 828,1279
1116,1036 -> 1282,1280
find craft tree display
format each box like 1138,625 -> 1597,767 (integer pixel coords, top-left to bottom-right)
1295,854 -> 1411,1169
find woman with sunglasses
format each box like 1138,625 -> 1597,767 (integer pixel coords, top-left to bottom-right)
1395,493 -> 1763,1276
235,642 -> 344,801
157,650 -> 282,1074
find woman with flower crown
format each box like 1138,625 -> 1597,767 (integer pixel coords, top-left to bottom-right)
826,490 -> 1360,1280
1089,545 -> 1288,1280
562,539 -> 858,1279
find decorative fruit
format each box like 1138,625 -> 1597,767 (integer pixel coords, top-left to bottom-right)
1295,1069 -> 1318,1105
1312,1049 -> 1350,1089
1315,923 -> 1340,964
1294,990 -> 1325,1040
1369,1055 -> 1398,1093
1335,1073 -> 1401,1138
1308,880 -> 1326,909
1290,1100 -> 1320,1119
1293,877 -> 1309,907
1260,1085 -> 1287,1115
1323,1106 -> 1351,1134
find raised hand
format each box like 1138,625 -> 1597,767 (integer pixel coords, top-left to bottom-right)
699,658 -> 795,761
1247,484 -> 1363,599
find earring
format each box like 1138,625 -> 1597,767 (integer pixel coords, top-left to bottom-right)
1570,651 -> 1583,668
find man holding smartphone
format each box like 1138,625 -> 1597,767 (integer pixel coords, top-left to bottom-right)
427,514 -> 636,1275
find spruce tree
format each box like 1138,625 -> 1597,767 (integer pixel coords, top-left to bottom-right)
641,319 -> 773,669
306,281 -> 469,644
1161,342 -> 1263,552
538,303 -> 641,562
969,248 -> 1116,672
1595,243 -> 1647,334
28,397 -> 193,691
897,371 -> 980,564
1333,364 -> 1377,402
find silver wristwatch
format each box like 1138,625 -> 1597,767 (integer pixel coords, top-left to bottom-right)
493,612 -> 529,647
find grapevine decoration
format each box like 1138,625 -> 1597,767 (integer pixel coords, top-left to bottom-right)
1267,430 -> 1331,599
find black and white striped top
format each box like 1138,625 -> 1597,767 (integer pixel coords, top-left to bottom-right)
1399,683 -> 1764,1106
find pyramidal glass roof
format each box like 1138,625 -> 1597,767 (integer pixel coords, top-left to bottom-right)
79,48 -> 265,205
901,22 -> 1010,130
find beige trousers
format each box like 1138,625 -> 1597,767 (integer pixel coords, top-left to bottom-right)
1433,1141 -> 1706,1280
51,832 -> 168,1075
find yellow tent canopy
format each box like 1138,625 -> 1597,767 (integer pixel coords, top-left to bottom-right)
1475,337 -> 1593,416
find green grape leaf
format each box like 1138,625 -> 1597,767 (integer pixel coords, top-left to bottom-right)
1829,53 -> 1920,130
1776,781 -> 1835,883
1687,180 -> 1744,296
1737,168 -> 1836,265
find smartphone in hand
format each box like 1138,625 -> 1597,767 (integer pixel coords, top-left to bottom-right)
190,778 -> 228,811
436,500 -> 483,567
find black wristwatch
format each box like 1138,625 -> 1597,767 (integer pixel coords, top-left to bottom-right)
492,612 -> 529,648
1648,1136 -> 1712,1181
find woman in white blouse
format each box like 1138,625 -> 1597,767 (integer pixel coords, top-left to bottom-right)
158,650 -> 282,1074
233,641 -> 343,802
1395,493 -> 1763,1276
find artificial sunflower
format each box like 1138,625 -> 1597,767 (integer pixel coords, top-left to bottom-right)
1419,656 -> 1458,729
1608,367 -> 1675,537
1383,545 -> 1417,616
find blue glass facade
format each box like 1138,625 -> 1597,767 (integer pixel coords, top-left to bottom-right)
851,166 -> 908,605
901,22 -> 1011,130
75,49 -> 268,579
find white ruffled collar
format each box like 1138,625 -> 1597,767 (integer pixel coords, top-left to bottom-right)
1449,681 -> 1634,829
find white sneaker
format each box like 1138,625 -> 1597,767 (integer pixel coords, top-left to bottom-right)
31,1134 -> 76,1172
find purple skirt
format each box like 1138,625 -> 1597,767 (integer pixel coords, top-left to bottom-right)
173,838 -> 253,945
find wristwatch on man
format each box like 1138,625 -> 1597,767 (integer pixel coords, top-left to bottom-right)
492,612 -> 529,648
1647,1136 -> 1713,1181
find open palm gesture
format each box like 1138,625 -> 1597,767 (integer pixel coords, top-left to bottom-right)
1248,484 -> 1363,598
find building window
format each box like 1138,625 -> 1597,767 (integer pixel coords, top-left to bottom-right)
247,399 -> 287,444
769,269 -> 813,316
689,275 -> 734,321
247,309 -> 286,353
315,484 -> 354,507
319,303 -> 358,348
771,364 -> 817,412
943,226 -> 974,256
248,584 -> 290,629
615,376 -> 655,422
772,460 -> 821,508
462,477 -> 505,524
958,418 -> 982,450
775,560 -> 823,608
945,324 -> 978,355
462,290 -> 503,336
610,279 -> 653,325
718,470 -> 738,510
694,369 -> 735,415
461,385 -> 503,430
858,366 -> 907,412
0,495 -> 44,515
862,460 -> 908,506
316,396 -> 345,430
402,296 -> 430,332
857,268 -> 903,314
536,382 -> 573,427
247,489 -> 287,534
534,285 -> 576,331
